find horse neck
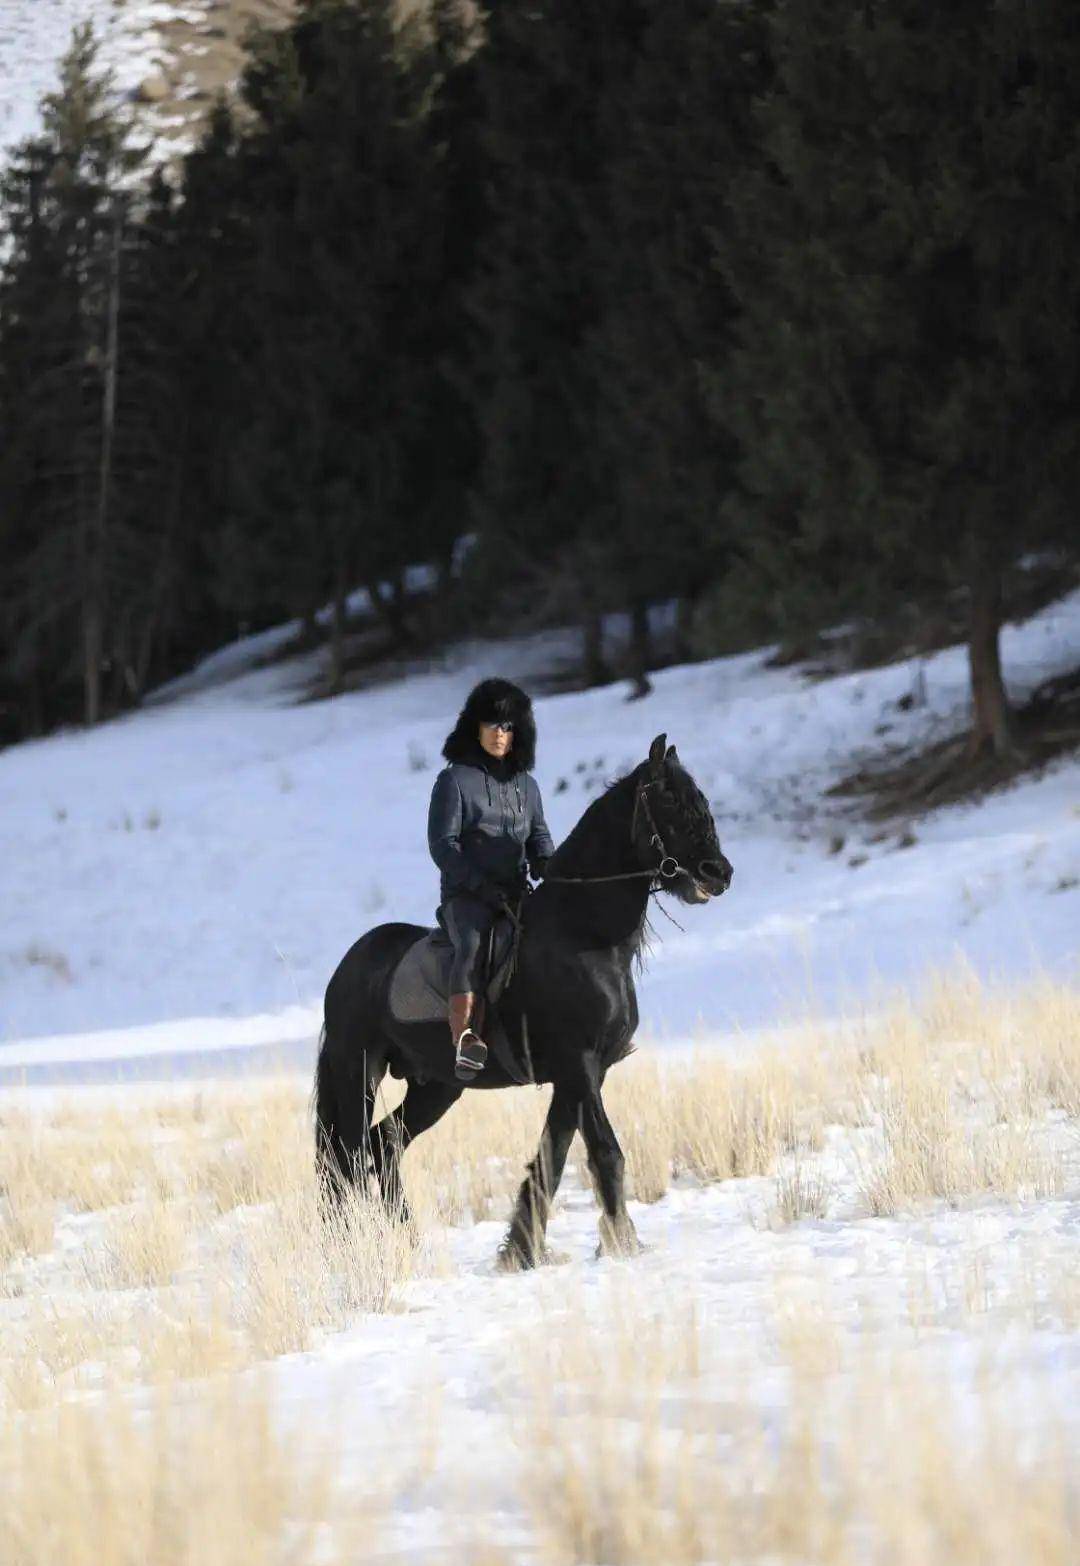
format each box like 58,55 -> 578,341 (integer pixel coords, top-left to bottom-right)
544,775 -> 652,944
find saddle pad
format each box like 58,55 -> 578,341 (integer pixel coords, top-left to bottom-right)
388,918 -> 516,1025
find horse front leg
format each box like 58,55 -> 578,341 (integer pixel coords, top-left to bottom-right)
578,1064 -> 644,1258
498,1085 -> 580,1270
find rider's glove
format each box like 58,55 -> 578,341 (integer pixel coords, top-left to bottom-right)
475,880 -> 508,911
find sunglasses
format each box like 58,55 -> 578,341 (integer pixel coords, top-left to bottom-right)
481,719 -> 514,733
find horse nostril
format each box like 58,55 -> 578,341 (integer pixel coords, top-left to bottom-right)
700,859 -> 731,889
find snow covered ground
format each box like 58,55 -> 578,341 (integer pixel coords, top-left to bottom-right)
3,1026 -> 1078,1559
3,1 -> 162,149
0,0 -> 243,167
1,595 -> 1078,1560
1,587 -> 1077,1078
4,16 -> 1077,1558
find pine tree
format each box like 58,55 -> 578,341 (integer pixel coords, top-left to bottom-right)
718,0 -> 1080,759
0,134 -> 65,736
188,0 -> 466,684
470,0 -> 651,681
170,98 -> 271,650
589,0 -> 776,681
0,24 -> 147,731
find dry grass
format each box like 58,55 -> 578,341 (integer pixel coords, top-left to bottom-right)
395,1081 -> 550,1223
0,1078 -> 432,1404
0,966 -> 1076,1561
87,1195 -> 191,1290
507,1286 -> 1079,1566
848,964 -> 1077,1214
0,1102 -> 154,1215
3,1277 -> 1075,1566
0,1198 -> 55,1267
771,1156 -> 831,1224
903,1239 -> 1080,1337
233,1182 -> 425,1358
3,968 -> 1073,1237
0,1376 -> 379,1566
0,966 -> 1075,1414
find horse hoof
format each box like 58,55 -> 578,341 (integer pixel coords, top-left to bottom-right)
495,1243 -> 532,1273
495,1240 -> 566,1272
595,1234 -> 649,1261
540,1246 -> 571,1267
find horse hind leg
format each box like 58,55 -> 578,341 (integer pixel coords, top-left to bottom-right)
499,1085 -> 579,1270
370,1078 -> 462,1226
314,1031 -> 383,1204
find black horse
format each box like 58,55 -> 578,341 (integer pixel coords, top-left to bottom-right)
313,732 -> 732,1267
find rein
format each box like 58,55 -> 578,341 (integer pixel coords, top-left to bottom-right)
493,777 -> 684,1072
542,778 -> 684,888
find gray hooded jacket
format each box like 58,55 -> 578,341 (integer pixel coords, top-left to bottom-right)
427,754 -> 555,905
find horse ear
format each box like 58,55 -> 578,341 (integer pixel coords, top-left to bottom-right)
648,734 -> 667,777
666,744 -> 680,765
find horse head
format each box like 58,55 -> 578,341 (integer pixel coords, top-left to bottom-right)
633,733 -> 733,905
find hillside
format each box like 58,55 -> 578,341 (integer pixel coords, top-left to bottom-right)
1,590 -> 1077,1078
0,0 -> 296,165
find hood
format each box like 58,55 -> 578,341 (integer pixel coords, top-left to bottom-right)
441,677 -> 537,776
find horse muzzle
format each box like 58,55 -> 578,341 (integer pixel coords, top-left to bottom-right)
692,857 -> 733,900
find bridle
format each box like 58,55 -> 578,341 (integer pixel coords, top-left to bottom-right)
496,776 -> 688,991
542,777 -> 684,888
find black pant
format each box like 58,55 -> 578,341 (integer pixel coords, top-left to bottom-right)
437,893 -> 498,993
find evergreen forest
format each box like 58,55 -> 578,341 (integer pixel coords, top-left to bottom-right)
1,0 -> 1077,769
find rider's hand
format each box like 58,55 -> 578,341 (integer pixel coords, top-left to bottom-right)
476,880 -> 508,911
530,857 -> 549,882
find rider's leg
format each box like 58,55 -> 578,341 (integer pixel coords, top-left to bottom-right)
442,895 -> 494,1077
448,990 -> 486,1078
448,990 -> 476,1043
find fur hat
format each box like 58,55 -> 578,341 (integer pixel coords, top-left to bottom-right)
441,677 -> 537,774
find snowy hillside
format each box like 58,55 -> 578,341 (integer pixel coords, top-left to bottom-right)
1,600 -> 1078,1563
1,589 -> 1078,1076
3,0 -> 162,151
0,0 -> 295,166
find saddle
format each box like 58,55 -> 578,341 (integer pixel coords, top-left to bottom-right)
388,916 -> 515,1023
387,913 -> 531,1084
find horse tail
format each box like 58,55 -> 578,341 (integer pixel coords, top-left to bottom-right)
312,922 -> 423,1194
312,1022 -> 337,1177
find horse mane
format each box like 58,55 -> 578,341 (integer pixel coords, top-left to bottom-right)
544,763 -> 655,977
544,765 -> 639,878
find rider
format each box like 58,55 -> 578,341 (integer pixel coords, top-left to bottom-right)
428,678 -> 554,1080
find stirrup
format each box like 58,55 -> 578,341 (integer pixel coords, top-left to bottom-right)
454,1027 -> 488,1080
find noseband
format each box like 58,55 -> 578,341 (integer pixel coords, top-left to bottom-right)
543,777 -> 685,888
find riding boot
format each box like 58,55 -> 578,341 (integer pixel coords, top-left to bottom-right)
449,991 -> 487,1080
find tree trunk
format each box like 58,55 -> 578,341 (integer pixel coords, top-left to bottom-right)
627,596 -> 653,700
390,569 -> 415,641
133,473 -> 181,699
330,557 -> 348,692
366,575 -> 414,643
301,599 -> 319,648
967,559 -> 1011,760
673,592 -> 696,664
83,594 -> 104,727
436,544 -> 456,597
107,602 -> 130,710
134,610 -> 156,698
85,199 -> 123,727
582,608 -> 611,688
